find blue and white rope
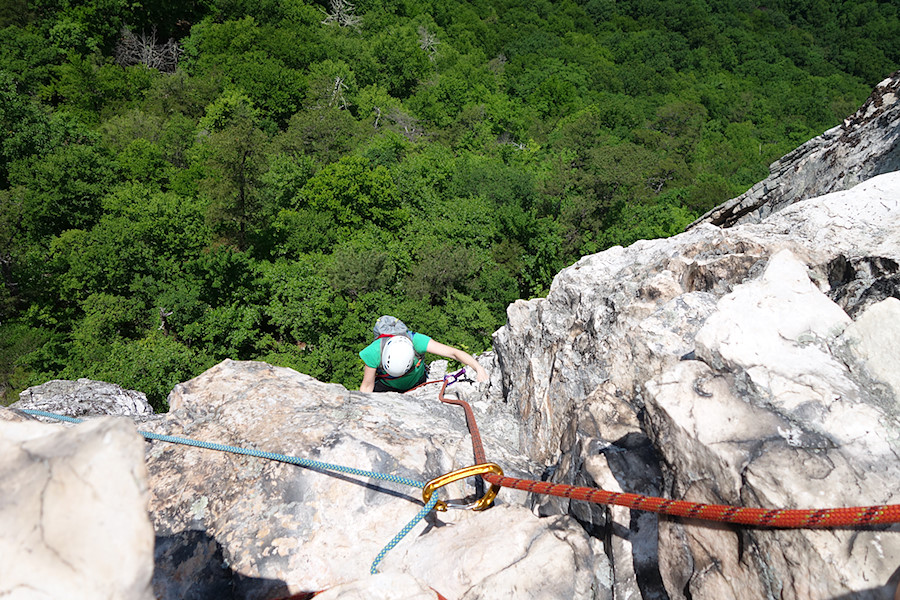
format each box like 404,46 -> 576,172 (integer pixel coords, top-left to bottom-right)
370,494 -> 440,573
20,409 -> 435,574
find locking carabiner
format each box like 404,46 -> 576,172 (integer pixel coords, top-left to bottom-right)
422,462 -> 504,512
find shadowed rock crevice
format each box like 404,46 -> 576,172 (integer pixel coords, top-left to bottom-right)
826,254 -> 900,317
153,530 -> 299,600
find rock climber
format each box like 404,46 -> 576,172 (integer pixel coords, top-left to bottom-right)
359,317 -> 489,393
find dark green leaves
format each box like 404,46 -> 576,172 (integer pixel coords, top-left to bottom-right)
2,0 -> 895,407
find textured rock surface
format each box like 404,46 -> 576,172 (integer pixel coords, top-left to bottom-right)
0,414 -> 155,600
312,573 -> 442,599
494,170 -> 900,599
13,377 -> 153,419
144,359 -> 607,600
691,70 -> 900,228
840,297 -> 900,399
647,257 -> 900,599
387,503 -> 608,600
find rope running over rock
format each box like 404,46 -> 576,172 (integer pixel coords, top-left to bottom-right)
19,409 -> 433,574
436,380 -> 900,528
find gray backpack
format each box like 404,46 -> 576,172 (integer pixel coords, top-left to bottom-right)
373,315 -> 413,341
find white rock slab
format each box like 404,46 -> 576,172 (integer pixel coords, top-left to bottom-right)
841,297 -> 900,399
313,573 -> 442,599
0,415 -> 155,600
385,504 -> 607,600
695,249 -> 854,407
145,359 -> 605,599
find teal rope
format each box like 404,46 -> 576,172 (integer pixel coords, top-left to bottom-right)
371,494 -> 439,574
20,409 -> 437,573
20,409 -> 425,489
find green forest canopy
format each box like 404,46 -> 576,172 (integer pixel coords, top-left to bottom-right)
1,0 -> 897,409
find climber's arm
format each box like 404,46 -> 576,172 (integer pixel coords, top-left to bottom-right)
360,365 -> 377,392
425,340 -> 489,382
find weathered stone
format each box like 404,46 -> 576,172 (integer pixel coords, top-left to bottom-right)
0,413 -> 155,600
312,573 -> 441,599
644,360 -> 900,598
496,172 -> 900,462
840,297 -> 900,400
694,249 -> 856,415
385,504 -> 609,600
661,253 -> 899,598
690,70 -> 900,228
493,226 -> 759,464
144,359 -> 605,599
530,383 -> 665,600
0,405 -> 31,422
493,170 -> 900,600
13,378 -> 153,420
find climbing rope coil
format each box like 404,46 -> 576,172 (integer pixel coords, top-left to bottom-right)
19,369 -> 900,585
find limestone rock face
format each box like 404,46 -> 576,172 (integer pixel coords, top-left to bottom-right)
840,297 -> 900,399
691,71 -> 900,228
0,414 -> 155,600
493,170 -> 900,599
144,359 -> 608,600
13,378 -> 153,419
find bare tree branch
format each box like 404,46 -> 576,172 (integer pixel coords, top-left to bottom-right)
114,27 -> 181,73
329,76 -> 348,109
417,26 -> 440,61
158,307 -> 173,335
385,108 -> 425,142
320,0 -> 362,29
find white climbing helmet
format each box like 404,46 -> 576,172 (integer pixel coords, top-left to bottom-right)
381,335 -> 416,377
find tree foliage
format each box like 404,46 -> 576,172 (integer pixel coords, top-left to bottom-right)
1,0 -> 895,408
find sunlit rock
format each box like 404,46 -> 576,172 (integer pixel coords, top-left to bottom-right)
143,359 -> 605,599
0,415 -> 155,600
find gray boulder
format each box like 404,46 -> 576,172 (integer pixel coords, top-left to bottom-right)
13,378 -> 153,420
691,70 -> 900,228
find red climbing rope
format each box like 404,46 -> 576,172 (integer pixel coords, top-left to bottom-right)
437,380 -> 900,528
405,379 -> 445,393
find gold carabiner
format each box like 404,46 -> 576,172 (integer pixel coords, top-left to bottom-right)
423,463 -> 504,512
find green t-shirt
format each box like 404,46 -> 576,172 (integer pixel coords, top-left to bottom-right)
359,333 -> 431,390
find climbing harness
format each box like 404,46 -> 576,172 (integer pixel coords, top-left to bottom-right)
18,409 -> 435,574
434,379 -> 900,528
